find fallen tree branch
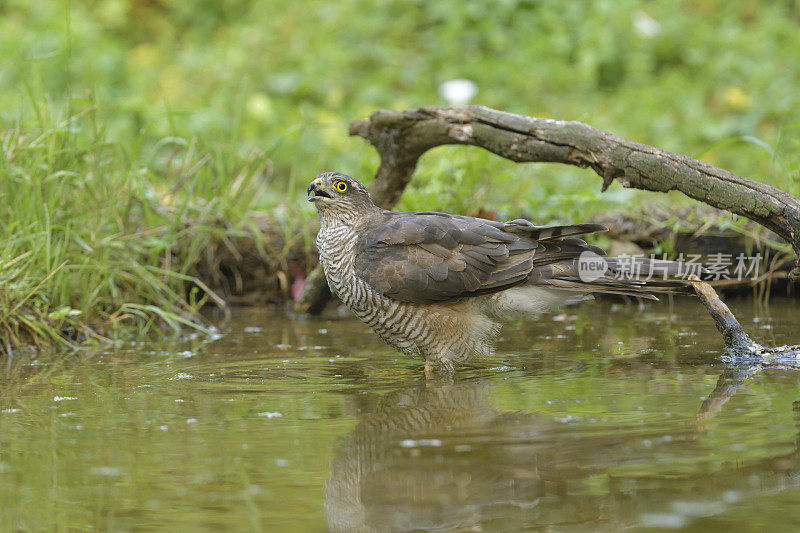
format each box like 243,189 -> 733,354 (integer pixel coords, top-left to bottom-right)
688,275 -> 760,352
689,274 -> 800,361
296,105 -> 800,313
354,106 -> 800,254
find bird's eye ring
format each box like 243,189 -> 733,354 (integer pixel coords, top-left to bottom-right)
333,180 -> 348,193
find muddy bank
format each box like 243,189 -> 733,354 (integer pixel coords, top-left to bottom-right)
191,206 -> 796,309
190,216 -> 319,307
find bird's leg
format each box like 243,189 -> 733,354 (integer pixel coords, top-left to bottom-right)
424,358 -> 454,379
424,361 -> 437,379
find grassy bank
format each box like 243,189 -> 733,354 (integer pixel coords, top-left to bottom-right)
0,100 -> 302,355
1,0 -> 800,354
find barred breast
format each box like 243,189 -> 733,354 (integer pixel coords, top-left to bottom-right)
316,225 -> 493,367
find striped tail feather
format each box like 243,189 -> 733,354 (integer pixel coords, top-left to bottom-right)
544,256 -> 706,301
545,277 -> 694,301
505,219 -> 707,301
503,219 -> 608,242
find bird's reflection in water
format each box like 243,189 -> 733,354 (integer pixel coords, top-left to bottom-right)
325,367 -> 800,532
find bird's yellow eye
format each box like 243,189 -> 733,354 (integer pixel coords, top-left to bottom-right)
333,180 -> 348,193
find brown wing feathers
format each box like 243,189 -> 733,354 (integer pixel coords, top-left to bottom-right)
354,211 -> 694,304
354,212 -> 607,304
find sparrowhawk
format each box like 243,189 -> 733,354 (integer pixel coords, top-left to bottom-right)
309,171 -> 693,373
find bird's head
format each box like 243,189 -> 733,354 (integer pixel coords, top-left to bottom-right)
307,172 -> 377,223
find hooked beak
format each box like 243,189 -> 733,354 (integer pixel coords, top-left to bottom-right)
307,180 -> 332,202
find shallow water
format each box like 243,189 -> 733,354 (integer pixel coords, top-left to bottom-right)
1,297 -> 799,532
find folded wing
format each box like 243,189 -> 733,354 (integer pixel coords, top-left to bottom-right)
353,211 -> 609,304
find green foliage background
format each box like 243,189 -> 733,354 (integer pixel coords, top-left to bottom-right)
1,0 -> 799,350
